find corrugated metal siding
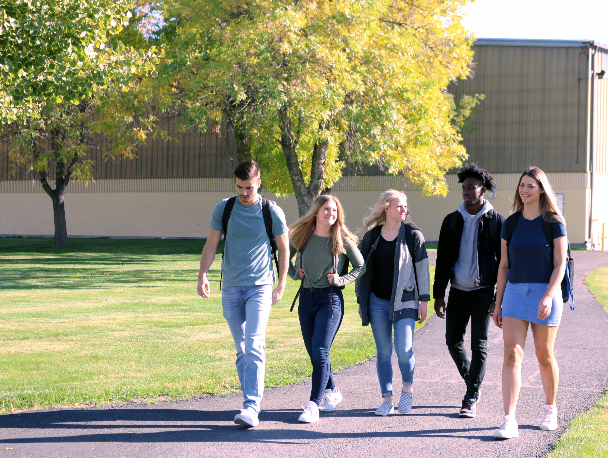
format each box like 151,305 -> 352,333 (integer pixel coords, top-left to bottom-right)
595,51 -> 608,174
0,119 -> 238,181
452,44 -> 590,174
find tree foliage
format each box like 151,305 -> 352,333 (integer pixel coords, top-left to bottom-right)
0,0 -> 158,123
157,0 -> 480,215
0,0 -> 160,245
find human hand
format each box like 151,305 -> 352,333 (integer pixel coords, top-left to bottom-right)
538,295 -> 553,320
419,302 -> 428,323
434,298 -> 446,319
493,304 -> 503,328
298,268 -> 305,279
488,301 -> 496,315
272,284 -> 285,305
327,272 -> 335,284
197,275 -> 210,298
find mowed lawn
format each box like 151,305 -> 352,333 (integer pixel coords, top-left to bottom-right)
0,237 -> 435,414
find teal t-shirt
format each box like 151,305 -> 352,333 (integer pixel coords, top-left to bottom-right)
210,197 -> 288,287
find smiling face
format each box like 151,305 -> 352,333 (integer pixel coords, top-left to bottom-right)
518,175 -> 544,207
235,176 -> 261,206
315,198 -> 338,229
385,196 -> 408,223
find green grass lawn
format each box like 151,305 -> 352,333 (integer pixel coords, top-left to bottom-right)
0,237 -> 435,414
548,265 -> 608,457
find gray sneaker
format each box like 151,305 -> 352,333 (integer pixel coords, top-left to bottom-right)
375,402 -> 394,416
234,407 -> 259,428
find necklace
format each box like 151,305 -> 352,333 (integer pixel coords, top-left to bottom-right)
381,226 -> 399,242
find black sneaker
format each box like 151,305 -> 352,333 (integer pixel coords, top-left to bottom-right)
459,398 -> 477,418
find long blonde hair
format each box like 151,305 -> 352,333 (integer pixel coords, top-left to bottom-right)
289,195 -> 358,254
363,189 -> 414,232
512,166 -> 565,224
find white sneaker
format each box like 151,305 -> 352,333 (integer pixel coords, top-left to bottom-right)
494,415 -> 519,439
319,388 -> 343,412
298,401 -> 320,423
540,404 -> 558,431
234,407 -> 259,428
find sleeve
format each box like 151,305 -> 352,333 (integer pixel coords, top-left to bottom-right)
270,202 -> 289,237
553,219 -> 567,239
432,215 -> 452,299
412,230 -> 431,302
500,220 -> 509,240
332,238 -> 365,287
210,200 -> 227,233
287,240 -> 300,281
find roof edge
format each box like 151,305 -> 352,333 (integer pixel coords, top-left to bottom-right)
474,38 -> 608,52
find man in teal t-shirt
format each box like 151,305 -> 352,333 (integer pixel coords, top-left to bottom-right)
197,161 -> 289,428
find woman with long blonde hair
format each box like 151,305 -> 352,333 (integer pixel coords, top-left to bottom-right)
288,194 -> 364,423
492,166 -> 568,439
357,190 -> 430,416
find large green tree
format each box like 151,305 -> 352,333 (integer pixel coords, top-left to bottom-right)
1,0 -> 159,246
158,0 -> 480,216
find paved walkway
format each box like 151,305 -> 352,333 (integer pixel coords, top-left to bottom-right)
1,252 -> 607,458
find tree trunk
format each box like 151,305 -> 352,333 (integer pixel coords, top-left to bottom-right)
41,174 -> 70,247
278,106 -> 330,217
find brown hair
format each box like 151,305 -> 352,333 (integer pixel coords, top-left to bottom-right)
288,195 -> 358,254
511,166 -> 565,224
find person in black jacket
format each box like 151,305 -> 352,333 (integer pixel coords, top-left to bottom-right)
434,164 -> 505,418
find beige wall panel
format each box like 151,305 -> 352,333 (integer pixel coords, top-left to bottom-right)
1,174 -> 591,245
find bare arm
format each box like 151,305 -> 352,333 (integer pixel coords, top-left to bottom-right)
538,236 -> 567,319
492,239 -> 509,329
272,233 -> 289,305
197,228 -> 222,298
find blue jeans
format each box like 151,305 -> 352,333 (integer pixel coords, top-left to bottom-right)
445,286 -> 493,401
368,292 -> 416,398
298,287 -> 344,405
222,285 -> 273,413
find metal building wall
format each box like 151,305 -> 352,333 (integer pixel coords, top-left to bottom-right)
451,41 -> 591,174
594,49 -> 608,174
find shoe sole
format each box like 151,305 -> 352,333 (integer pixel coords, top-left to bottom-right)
234,416 -> 258,428
494,431 -> 519,440
398,408 -> 412,414
298,417 -> 319,423
375,409 -> 394,416
459,412 -> 476,418
318,406 -> 336,412
539,424 -> 557,431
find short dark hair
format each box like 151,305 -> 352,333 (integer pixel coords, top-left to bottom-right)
456,163 -> 497,193
234,161 -> 260,181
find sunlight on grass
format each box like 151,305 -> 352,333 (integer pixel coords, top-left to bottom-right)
548,266 -> 608,458
0,237 -> 435,414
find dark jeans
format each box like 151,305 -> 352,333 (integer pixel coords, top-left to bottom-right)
445,286 -> 493,401
298,287 -> 344,405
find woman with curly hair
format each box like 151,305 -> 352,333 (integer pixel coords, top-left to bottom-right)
356,190 -> 430,416
288,194 -> 364,423
492,166 -> 568,439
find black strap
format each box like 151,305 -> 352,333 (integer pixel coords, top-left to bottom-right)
290,241 -> 307,312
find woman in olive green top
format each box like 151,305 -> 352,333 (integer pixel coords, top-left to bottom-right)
288,195 -> 364,423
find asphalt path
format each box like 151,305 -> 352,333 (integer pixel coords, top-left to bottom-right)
1,251 -> 607,458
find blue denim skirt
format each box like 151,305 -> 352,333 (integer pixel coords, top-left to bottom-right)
502,282 -> 563,327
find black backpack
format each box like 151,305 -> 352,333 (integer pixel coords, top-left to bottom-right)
504,211 -> 574,309
220,196 -> 278,289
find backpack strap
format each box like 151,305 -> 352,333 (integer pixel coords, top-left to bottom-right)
403,224 -> 421,298
261,197 -> 279,273
504,211 -> 521,269
290,241 -> 307,312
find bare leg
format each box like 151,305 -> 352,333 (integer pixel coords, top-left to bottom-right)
531,323 -> 560,405
502,317 -> 529,416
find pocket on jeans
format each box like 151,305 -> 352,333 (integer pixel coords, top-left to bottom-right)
222,286 -> 232,292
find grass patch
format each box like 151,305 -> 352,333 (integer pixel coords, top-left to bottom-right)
0,237 -> 435,414
548,266 -> 608,457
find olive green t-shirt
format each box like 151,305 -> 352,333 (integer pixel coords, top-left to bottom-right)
288,233 -> 364,288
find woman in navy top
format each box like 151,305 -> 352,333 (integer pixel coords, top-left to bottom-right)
492,166 -> 568,440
